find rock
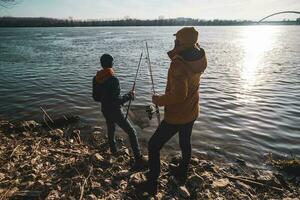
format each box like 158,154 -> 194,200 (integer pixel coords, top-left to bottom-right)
212,178 -> 230,188
22,173 -> 37,182
129,172 -> 146,184
201,171 -> 214,184
202,161 -> 215,172
119,180 -> 127,190
115,170 -> 130,179
12,190 -> 42,200
93,153 -> 104,162
124,148 -> 130,156
91,153 -> 110,168
20,120 -> 39,130
92,126 -> 103,131
190,157 -> 200,165
187,174 -> 204,188
49,129 -> 64,140
236,158 -> 246,166
178,185 -> 190,198
86,194 -> 97,200
46,190 -> 60,199
0,173 -> 5,181
104,178 -> 112,185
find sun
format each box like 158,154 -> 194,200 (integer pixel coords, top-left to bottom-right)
238,26 -> 278,102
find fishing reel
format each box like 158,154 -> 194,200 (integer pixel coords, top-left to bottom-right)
145,104 -> 156,120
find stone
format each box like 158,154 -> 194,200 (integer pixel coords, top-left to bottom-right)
22,173 -> 37,182
129,172 -> 146,184
91,153 -> 110,168
119,180 -> 127,190
115,170 -> 130,179
190,157 -> 200,165
188,174 -> 204,188
212,178 -> 230,188
104,178 -> 112,185
236,158 -> 246,166
49,129 -> 64,140
20,120 -> 39,130
201,171 -> 214,183
46,190 -> 60,199
0,173 -> 5,181
93,153 -> 104,162
86,194 -> 97,200
178,185 -> 190,198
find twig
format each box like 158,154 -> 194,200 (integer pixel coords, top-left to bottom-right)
48,148 -> 88,157
225,175 -> 284,192
40,107 -> 54,123
79,167 -> 93,200
9,144 -> 20,158
0,185 -> 13,200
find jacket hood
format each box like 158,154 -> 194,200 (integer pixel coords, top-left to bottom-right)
167,46 -> 207,74
95,68 -> 115,84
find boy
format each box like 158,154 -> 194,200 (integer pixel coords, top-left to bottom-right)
92,54 -> 146,170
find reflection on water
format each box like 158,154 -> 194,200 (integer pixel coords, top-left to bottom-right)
0,26 -> 299,167
239,26 -> 277,102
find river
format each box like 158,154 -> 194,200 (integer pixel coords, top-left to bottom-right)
0,26 -> 299,166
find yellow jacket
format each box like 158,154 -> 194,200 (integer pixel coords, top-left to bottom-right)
153,47 -> 207,124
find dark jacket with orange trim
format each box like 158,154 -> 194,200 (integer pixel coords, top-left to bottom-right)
92,68 -> 132,111
152,46 -> 207,124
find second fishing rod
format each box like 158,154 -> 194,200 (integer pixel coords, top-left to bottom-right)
125,51 -> 143,121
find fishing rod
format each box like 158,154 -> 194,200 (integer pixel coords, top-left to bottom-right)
125,50 -> 143,120
145,42 -> 161,125
258,11 -> 300,23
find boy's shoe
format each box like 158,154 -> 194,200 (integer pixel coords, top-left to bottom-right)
169,163 -> 187,185
131,156 -> 148,171
134,178 -> 158,196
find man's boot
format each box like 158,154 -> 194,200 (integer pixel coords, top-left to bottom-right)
131,156 -> 148,171
169,163 -> 188,185
134,177 -> 158,196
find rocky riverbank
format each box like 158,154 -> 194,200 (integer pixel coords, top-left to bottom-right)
0,119 -> 299,200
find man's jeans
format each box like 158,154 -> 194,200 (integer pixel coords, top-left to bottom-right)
102,108 -> 141,160
148,120 -> 195,180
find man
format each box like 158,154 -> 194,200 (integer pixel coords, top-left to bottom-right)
136,27 -> 207,194
92,54 -> 146,170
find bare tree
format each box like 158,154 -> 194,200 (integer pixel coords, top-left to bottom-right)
0,0 -> 21,8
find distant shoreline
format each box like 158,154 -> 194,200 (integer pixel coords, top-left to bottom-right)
1,17 -> 299,27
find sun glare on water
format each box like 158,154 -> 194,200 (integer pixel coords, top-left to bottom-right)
238,26 -> 277,102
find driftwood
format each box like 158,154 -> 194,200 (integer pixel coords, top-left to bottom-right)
225,175 -> 284,192
40,107 -> 80,130
11,190 -> 42,199
48,148 -> 89,157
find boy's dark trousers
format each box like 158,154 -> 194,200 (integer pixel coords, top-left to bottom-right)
102,108 -> 141,160
148,120 -> 195,181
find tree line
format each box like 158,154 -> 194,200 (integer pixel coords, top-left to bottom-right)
0,17 -> 299,27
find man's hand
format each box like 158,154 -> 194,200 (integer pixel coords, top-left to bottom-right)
152,94 -> 160,105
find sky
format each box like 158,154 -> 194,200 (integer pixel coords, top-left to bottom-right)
0,0 -> 300,20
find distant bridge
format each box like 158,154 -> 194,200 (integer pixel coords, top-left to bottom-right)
258,11 -> 300,23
